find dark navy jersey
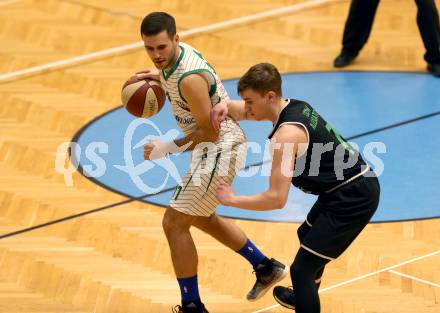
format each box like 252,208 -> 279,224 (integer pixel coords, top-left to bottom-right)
268,99 -> 367,195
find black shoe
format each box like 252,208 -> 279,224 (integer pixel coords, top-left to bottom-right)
273,286 -> 295,310
172,302 -> 209,313
333,50 -> 358,68
247,258 -> 288,301
427,63 -> 440,77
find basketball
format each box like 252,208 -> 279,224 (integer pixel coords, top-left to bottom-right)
121,75 -> 165,118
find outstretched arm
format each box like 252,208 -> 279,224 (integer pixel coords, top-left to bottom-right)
211,99 -> 255,132
225,100 -> 249,121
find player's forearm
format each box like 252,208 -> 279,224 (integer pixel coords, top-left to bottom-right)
229,191 -> 284,211
226,100 -> 247,121
173,127 -> 219,151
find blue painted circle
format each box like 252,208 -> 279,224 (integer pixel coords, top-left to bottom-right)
74,71 -> 440,223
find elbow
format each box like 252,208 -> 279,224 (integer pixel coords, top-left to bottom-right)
272,194 -> 287,210
204,128 -> 219,142
211,131 -> 220,142
273,201 -> 285,210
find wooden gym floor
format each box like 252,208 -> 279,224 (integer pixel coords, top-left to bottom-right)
0,0 -> 439,312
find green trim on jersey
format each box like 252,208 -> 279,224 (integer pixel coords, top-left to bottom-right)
324,122 -> 355,154
193,50 -> 204,60
172,185 -> 183,201
162,44 -> 185,81
193,50 -> 217,74
205,152 -> 222,191
177,69 -> 217,103
177,154 -> 205,199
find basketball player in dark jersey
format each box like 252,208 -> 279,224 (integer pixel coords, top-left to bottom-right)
212,63 -> 380,313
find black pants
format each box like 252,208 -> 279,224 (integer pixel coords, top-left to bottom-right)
341,0 -> 440,63
292,175 -> 380,313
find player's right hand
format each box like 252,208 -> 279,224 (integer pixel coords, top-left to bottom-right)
136,68 -> 160,81
216,183 -> 236,206
211,100 -> 228,133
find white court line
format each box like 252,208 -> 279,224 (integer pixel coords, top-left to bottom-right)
252,249 -> 440,313
389,270 -> 440,288
0,0 -> 344,82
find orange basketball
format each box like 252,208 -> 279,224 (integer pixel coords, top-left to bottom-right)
121,75 -> 165,118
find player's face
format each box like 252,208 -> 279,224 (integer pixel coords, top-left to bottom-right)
142,30 -> 179,70
240,88 -> 273,121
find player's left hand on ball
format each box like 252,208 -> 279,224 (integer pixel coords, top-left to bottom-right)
216,183 -> 236,206
135,68 -> 160,81
144,137 -> 168,160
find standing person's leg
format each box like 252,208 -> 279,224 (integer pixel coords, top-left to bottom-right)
414,0 -> 440,76
297,201 -> 326,288
191,214 -> 271,271
165,208 -> 284,311
273,175 -> 380,311
273,210 -> 332,312
297,224 -> 326,286
192,213 -> 247,251
168,126 -> 287,310
195,130 -> 287,301
288,248 -> 330,313
191,203 -> 288,302
162,208 -> 204,310
165,137 -> 238,312
342,0 -> 381,53
334,0 -> 381,67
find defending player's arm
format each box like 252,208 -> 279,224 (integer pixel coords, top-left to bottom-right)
144,73 -> 219,160
216,125 -> 307,211
223,100 -> 249,121
210,99 -> 255,132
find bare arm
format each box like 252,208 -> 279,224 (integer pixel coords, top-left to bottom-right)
216,124 -> 308,210
143,73 -> 221,160
225,99 -> 248,121
173,74 -> 219,149
210,99 -> 255,132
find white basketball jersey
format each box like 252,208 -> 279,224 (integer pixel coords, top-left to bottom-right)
159,42 -> 229,136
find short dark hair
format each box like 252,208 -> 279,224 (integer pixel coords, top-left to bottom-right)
237,63 -> 282,97
140,12 -> 176,38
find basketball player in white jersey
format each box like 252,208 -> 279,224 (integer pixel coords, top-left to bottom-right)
136,12 -> 287,313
